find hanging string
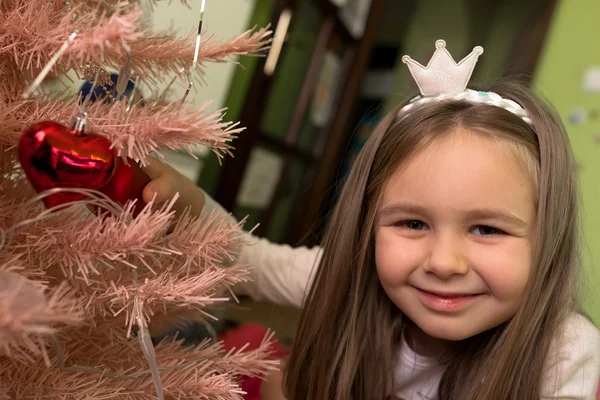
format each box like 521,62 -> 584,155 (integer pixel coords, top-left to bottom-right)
22,32 -> 77,99
133,269 -> 164,399
181,0 -> 207,105
126,76 -> 141,112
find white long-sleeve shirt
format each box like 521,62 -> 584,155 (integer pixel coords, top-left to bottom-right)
203,191 -> 600,399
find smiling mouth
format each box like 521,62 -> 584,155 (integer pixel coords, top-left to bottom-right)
419,289 -> 480,298
412,286 -> 485,312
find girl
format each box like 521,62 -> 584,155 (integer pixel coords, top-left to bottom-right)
142,40 -> 600,399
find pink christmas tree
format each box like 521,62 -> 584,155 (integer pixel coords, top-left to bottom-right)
0,0 -> 275,398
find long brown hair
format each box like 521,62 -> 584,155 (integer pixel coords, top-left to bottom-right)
284,82 -> 581,399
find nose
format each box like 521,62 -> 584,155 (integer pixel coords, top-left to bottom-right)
423,231 -> 468,278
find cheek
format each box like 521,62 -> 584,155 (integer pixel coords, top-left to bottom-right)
375,229 -> 422,287
473,241 -> 532,301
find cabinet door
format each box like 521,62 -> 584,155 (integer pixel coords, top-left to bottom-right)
210,0 -> 384,244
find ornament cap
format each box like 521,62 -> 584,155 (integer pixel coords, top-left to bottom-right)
71,111 -> 88,136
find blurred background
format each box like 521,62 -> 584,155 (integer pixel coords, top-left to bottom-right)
48,0 -> 600,351
165,0 -> 600,340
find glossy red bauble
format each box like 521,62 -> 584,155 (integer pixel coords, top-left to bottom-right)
18,121 -> 117,209
97,157 -> 151,217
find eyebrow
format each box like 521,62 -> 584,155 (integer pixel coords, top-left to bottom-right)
378,202 -> 529,228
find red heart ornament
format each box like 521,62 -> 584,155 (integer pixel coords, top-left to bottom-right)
97,157 -> 151,217
18,121 -> 116,209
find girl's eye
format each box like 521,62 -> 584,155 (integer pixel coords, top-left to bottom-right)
471,225 -> 505,236
396,220 -> 428,230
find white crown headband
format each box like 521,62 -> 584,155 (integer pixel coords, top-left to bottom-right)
398,40 -> 532,126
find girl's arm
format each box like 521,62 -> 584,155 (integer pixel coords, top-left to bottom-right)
143,158 -> 321,309
540,313 -> 600,399
203,187 -> 321,309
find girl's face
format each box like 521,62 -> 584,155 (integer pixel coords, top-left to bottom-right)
375,128 -> 536,342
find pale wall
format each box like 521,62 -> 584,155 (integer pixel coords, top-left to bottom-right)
144,0 -> 254,113
534,0 -> 600,325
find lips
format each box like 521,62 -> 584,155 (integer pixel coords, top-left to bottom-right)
419,289 -> 479,298
412,286 -> 484,312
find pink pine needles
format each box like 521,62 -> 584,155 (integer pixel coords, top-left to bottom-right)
0,0 -> 276,398
0,267 -> 82,364
0,328 -> 279,399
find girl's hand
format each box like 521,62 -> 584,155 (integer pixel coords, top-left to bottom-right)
141,157 -> 206,218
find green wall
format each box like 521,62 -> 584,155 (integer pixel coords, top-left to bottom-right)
534,0 -> 600,325
382,0 -> 541,113
382,0 -> 470,114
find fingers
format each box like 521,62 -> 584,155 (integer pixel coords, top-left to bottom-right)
141,156 -> 179,204
142,174 -> 177,204
141,155 -> 176,179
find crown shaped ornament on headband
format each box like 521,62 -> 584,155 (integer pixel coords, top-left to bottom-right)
402,40 -> 483,96
399,40 -> 532,125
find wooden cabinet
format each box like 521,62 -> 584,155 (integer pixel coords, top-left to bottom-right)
202,0 -> 387,245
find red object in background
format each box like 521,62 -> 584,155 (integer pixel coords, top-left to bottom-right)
97,157 -> 151,217
18,121 -> 116,209
220,324 -> 289,400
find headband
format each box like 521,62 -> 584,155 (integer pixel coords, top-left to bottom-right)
398,40 -> 533,126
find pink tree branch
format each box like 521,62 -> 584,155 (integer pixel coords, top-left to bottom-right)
0,326 -> 278,399
126,26 -> 271,80
71,263 -> 249,329
0,1 -> 270,98
85,100 -> 242,161
3,200 -> 245,279
2,198 -> 250,329
0,95 -> 242,164
0,0 -> 275,397
0,267 -> 83,364
0,1 -> 143,78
